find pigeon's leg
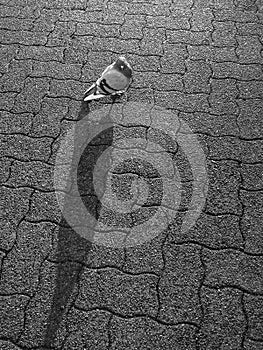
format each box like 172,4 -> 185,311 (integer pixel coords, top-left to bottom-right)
110,94 -> 120,103
115,90 -> 126,95
110,91 -> 124,101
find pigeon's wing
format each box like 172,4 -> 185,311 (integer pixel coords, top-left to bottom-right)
101,69 -> 130,92
83,62 -> 115,99
97,77 -> 122,95
84,77 -> 114,101
100,61 -> 115,77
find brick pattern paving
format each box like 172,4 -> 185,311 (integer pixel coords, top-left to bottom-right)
0,0 -> 263,349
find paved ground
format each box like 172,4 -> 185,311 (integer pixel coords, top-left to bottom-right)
1,0 -> 263,349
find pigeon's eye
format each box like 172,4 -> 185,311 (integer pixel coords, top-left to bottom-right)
120,65 -> 124,69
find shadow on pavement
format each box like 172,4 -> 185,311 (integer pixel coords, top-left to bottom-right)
44,100 -> 104,348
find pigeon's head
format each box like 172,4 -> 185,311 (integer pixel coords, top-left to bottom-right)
114,56 -> 132,78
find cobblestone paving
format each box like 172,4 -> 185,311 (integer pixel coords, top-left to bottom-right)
1,0 -> 263,349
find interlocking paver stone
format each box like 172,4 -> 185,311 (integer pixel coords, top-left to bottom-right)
1,0 -> 262,348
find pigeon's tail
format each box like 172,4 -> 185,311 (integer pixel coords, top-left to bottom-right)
83,83 -> 106,102
83,83 -> 96,101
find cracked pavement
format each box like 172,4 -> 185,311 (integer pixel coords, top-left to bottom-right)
1,0 -> 263,349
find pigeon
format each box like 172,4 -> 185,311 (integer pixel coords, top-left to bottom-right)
83,56 -> 132,102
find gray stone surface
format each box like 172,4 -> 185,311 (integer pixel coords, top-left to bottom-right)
1,0 -> 262,349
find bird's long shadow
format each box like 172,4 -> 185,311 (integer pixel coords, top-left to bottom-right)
43,218 -> 91,348
43,100 -> 113,348
43,97 -> 195,348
